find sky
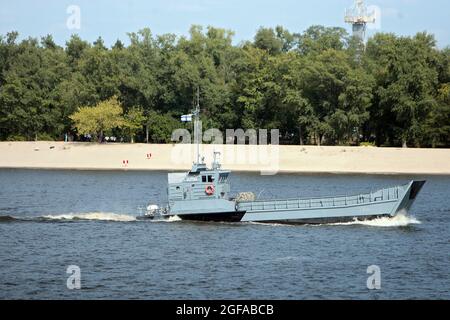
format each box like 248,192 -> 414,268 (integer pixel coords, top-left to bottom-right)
0,0 -> 449,48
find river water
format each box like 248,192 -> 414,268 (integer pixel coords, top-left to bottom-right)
0,169 -> 449,299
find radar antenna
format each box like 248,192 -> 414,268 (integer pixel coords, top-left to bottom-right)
344,0 -> 376,42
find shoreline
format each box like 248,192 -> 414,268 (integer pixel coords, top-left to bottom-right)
1,141 -> 449,175
0,166 -> 448,176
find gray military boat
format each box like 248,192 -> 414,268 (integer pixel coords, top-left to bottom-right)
139,103 -> 425,225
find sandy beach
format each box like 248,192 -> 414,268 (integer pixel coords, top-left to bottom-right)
0,141 -> 449,175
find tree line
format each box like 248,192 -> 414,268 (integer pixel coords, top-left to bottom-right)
0,25 -> 449,147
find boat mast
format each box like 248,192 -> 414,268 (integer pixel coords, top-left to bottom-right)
193,87 -> 201,165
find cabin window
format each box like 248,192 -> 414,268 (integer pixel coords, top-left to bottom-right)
176,186 -> 180,190
208,175 -> 213,183
202,176 -> 207,183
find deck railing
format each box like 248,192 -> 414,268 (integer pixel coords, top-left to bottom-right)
238,186 -> 400,212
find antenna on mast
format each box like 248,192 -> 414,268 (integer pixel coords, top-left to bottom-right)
193,86 -> 201,165
344,0 -> 376,42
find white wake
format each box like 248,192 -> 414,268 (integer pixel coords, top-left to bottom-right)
167,215 -> 182,222
152,215 -> 182,222
38,212 -> 420,227
247,213 -> 421,228
327,213 -> 421,228
42,212 -> 137,222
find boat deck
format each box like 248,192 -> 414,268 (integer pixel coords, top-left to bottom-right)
237,186 -> 401,213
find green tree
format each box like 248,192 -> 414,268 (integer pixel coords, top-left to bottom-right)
70,96 -> 124,142
422,83 -> 450,147
146,111 -> 180,143
0,25 -> 448,148
254,27 -> 283,55
122,107 -> 145,143
234,46 -> 269,129
366,32 -> 439,147
297,25 -> 348,56
333,68 -> 374,144
299,49 -> 350,145
65,34 -> 90,69
0,35 -> 69,140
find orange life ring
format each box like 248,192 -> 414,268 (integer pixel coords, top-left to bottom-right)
205,185 -> 215,196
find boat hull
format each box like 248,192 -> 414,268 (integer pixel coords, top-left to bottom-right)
239,180 -> 425,224
136,215 -> 156,221
145,181 -> 425,225
178,211 -> 246,223
249,214 -> 391,225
